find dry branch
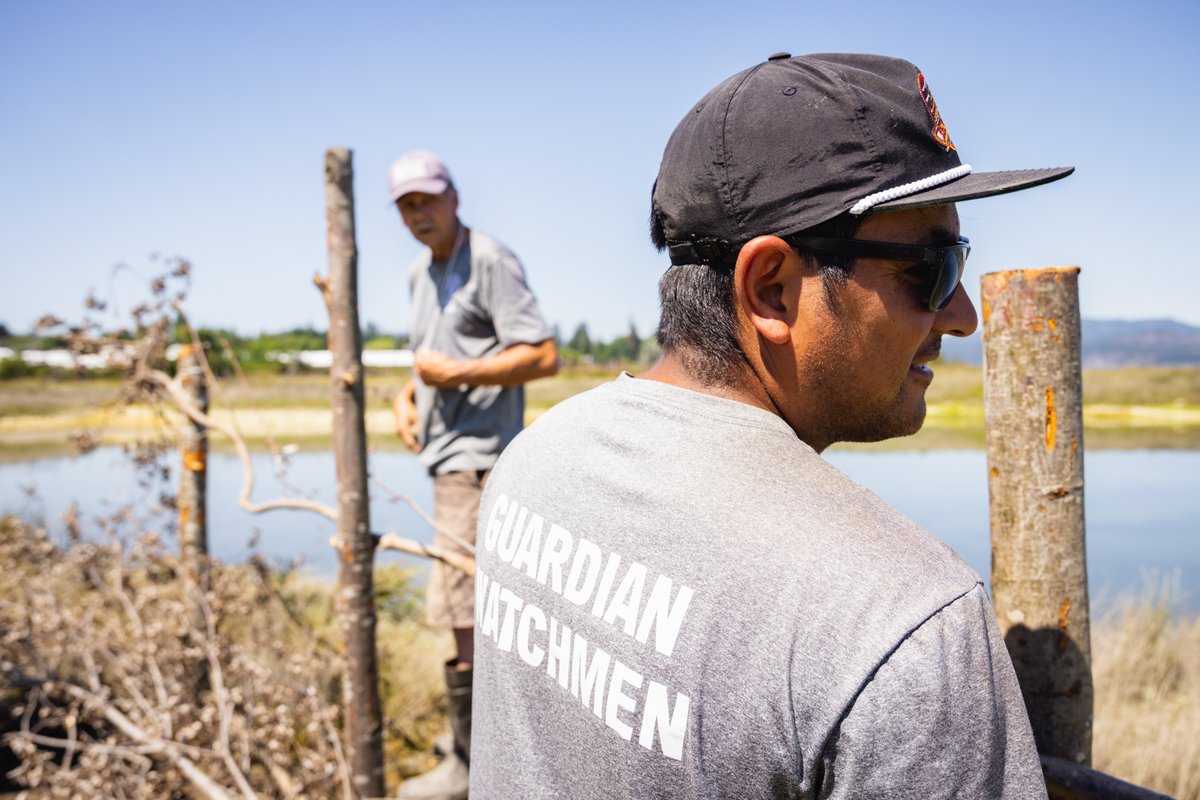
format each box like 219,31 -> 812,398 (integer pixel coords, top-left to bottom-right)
57,682 -> 238,800
371,534 -> 476,578
371,473 -> 476,557
1,518 -> 352,796
140,367 -> 339,521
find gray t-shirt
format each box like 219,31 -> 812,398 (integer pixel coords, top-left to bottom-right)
471,375 -> 1046,799
408,229 -> 552,476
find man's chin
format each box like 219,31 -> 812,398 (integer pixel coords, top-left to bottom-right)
838,400 -> 927,445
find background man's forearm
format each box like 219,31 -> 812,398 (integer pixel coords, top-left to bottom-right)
419,340 -> 559,388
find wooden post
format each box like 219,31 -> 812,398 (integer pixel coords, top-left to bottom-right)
982,266 -> 1093,766
177,343 -> 208,585
324,147 -> 385,797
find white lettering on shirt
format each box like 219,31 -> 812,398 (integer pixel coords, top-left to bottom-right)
476,495 -> 698,763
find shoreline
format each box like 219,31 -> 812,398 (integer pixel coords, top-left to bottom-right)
3,401 -> 1200,460
4,364 -> 1200,457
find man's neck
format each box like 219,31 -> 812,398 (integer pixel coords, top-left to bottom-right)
430,220 -> 464,262
641,348 -> 828,451
640,350 -> 775,415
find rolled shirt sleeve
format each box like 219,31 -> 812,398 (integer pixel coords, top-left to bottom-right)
484,246 -> 552,348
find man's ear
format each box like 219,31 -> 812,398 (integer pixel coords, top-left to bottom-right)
734,235 -> 804,345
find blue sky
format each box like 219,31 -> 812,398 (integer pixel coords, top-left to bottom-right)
3,0 -> 1198,341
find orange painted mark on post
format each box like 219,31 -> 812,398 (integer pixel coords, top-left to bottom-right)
182,447 -> 207,473
1031,317 -> 1044,332
1048,318 -> 1057,330
989,467 -> 999,478
981,300 -> 991,323
1045,387 -> 1057,451
1057,598 -> 1071,629
1057,598 -> 1072,653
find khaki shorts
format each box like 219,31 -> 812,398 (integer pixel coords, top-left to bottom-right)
426,469 -> 489,628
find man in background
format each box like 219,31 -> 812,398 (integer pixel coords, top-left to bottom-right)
388,150 -> 557,800
470,53 -> 1072,798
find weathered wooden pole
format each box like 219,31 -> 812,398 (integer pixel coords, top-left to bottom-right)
324,147 -> 385,797
177,343 -> 208,585
982,266 -> 1092,766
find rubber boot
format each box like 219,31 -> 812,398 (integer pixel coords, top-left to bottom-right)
432,731 -> 454,758
398,664 -> 472,800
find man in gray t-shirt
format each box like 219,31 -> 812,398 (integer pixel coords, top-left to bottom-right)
388,150 -> 557,800
471,54 -> 1074,798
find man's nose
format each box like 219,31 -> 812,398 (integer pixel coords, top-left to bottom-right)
936,284 -> 979,338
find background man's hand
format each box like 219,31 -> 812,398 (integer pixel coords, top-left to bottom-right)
393,383 -> 421,452
414,350 -> 466,388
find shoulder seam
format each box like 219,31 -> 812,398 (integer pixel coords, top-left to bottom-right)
813,582 -> 986,783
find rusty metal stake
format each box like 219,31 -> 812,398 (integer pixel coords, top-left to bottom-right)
982,266 -> 1092,766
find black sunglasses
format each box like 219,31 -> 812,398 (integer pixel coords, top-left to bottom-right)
783,235 -> 971,312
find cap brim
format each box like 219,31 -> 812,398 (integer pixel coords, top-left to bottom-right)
388,177 -> 450,203
868,167 -> 1074,212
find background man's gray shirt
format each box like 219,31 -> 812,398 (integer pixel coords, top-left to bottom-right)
471,375 -> 1047,799
408,229 -> 551,476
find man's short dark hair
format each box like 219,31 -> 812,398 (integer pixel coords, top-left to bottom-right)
651,201 -> 863,387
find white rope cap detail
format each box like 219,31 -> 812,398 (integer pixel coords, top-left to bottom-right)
848,164 -> 973,215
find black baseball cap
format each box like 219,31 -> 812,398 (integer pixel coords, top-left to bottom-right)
654,52 -> 1074,266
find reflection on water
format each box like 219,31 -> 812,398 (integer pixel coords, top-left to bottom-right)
1,446 -> 1196,612
0,447 -> 434,577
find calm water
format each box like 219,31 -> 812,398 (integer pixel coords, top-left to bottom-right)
2,446 -> 1197,612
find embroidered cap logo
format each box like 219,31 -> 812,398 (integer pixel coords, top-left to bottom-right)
918,73 -> 956,152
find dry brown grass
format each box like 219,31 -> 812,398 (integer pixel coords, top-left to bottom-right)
279,565 -> 455,783
0,515 -> 454,795
1084,366 -> 1200,407
1092,579 -> 1200,799
0,516 -> 352,796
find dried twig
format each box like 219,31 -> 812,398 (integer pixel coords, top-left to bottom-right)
58,681 -> 239,800
313,272 -> 333,312
141,368 -> 339,521
323,706 -> 355,800
370,473 -> 476,557
108,563 -> 173,739
197,590 -> 257,800
19,732 -> 154,771
368,533 -> 476,578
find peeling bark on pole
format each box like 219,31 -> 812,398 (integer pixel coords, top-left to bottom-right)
982,266 -> 1092,766
324,147 -> 385,797
177,343 -> 208,584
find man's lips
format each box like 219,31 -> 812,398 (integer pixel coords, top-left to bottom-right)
910,341 -> 942,377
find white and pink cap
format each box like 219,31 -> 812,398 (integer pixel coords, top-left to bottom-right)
388,150 -> 453,202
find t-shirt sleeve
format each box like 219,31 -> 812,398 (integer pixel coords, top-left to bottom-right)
484,249 -> 552,348
820,585 -> 1048,799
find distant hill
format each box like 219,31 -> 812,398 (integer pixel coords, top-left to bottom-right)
940,319 -> 1200,367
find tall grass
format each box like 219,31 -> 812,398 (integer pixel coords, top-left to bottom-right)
275,565 -> 455,784
1092,576 -> 1199,799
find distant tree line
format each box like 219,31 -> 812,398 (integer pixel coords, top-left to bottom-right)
557,321 -> 661,367
0,318 -> 660,378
